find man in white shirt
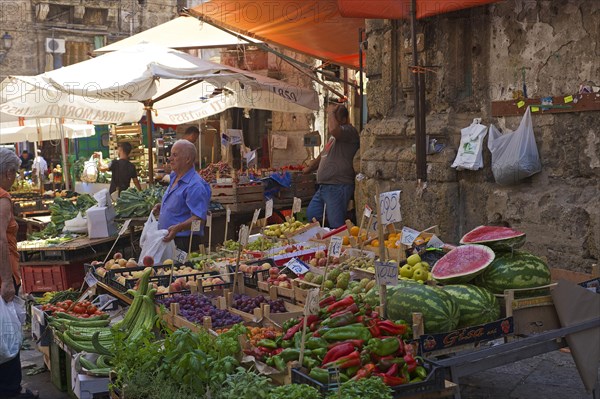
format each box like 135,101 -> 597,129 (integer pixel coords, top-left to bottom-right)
31,150 -> 48,187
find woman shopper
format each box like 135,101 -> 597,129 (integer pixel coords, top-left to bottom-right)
0,148 -> 38,399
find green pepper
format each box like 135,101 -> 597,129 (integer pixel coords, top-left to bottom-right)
257,339 -> 278,349
265,357 -> 274,367
309,368 -> 329,384
294,331 -> 303,349
414,365 -> 428,380
305,336 -> 329,350
281,339 -> 293,348
280,348 -> 301,362
366,337 -> 400,357
344,365 -> 360,378
311,347 -> 327,361
303,356 -> 320,370
272,355 -> 286,372
322,325 -> 372,342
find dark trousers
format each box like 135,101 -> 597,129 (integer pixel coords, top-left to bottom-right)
0,279 -> 21,397
174,235 -> 203,254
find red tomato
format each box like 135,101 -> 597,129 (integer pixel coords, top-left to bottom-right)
79,313 -> 90,318
73,305 -> 87,314
86,305 -> 98,315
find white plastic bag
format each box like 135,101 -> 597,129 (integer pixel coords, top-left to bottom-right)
488,107 -> 542,185
63,211 -> 88,233
138,213 -> 175,265
0,297 -> 24,365
451,120 -> 488,170
81,155 -> 98,183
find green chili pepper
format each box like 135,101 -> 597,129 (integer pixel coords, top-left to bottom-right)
414,365 -> 428,380
272,355 -> 286,372
305,336 -> 329,350
257,339 -> 278,349
366,337 -> 401,357
280,348 -> 301,362
322,325 -> 372,342
309,368 -> 329,384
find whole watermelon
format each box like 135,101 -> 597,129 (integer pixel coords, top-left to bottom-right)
443,284 -> 501,328
386,280 -> 460,333
474,251 -> 551,297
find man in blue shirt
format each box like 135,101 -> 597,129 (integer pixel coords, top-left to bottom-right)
153,140 -> 211,251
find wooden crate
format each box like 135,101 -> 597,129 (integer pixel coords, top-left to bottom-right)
211,183 -> 265,211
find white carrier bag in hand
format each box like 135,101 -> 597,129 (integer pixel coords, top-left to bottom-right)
80,155 -> 99,183
488,107 -> 542,185
138,213 -> 176,265
0,297 -> 25,365
451,119 -> 488,170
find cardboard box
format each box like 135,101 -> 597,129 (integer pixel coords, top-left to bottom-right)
71,356 -> 109,399
86,206 -> 117,238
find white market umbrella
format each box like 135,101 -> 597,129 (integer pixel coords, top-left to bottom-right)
0,43 -> 319,181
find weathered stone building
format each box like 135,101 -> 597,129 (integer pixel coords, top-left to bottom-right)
358,0 -> 599,272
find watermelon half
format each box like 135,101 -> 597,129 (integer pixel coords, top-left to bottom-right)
432,244 -> 495,284
460,225 -> 526,251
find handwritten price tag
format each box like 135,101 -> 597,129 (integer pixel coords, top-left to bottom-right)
426,234 -> 445,249
292,197 -> 302,214
363,204 -> 372,218
192,219 -> 202,231
400,226 -> 420,245
328,236 -> 343,258
379,191 -> 402,225
225,207 -> 231,223
251,209 -> 261,226
304,288 -> 321,316
239,225 -> 249,247
175,249 -> 187,263
265,199 -> 273,219
118,219 -> 131,236
84,271 -> 98,287
285,257 -> 310,275
375,261 -> 398,286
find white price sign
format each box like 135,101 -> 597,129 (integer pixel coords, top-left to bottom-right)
175,249 -> 187,263
285,257 -> 310,275
251,209 -> 261,226
239,225 -> 249,247
192,219 -> 203,231
363,204 -> 372,218
304,288 -> 321,316
400,226 -> 421,246
226,207 -> 231,223
265,199 -> 273,219
292,197 -> 302,214
84,271 -> 98,287
426,234 -> 445,249
328,236 -> 343,258
378,190 -> 402,225
118,219 -> 131,236
375,261 -> 398,286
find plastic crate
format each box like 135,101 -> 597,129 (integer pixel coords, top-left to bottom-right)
229,258 -> 277,288
291,359 -> 445,398
21,263 -> 86,294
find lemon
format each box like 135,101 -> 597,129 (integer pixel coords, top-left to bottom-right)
399,264 -> 414,278
406,254 -> 421,266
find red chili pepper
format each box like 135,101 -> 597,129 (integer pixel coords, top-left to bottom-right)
321,342 -> 356,365
351,363 -> 376,380
322,350 -> 361,369
322,310 -> 357,328
329,303 -> 359,319
272,348 -> 284,356
386,363 -> 399,377
327,339 -> 364,350
404,353 -> 417,373
327,296 -> 355,313
365,318 -> 381,338
284,315 -> 320,340
377,320 -> 407,336
319,295 -> 337,308
379,374 -> 407,386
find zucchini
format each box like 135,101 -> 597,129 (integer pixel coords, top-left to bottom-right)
92,331 -> 114,356
61,333 -> 98,353
49,318 -> 110,328
54,312 -> 109,321
86,368 -> 111,377
79,356 -> 98,370
95,355 -> 112,368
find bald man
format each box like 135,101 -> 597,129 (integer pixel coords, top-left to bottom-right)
153,140 -> 211,250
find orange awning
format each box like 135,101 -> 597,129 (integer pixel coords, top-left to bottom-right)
337,0 -> 502,19
190,0 -> 365,69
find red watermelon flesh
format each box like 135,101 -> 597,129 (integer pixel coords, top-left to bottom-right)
460,225 -> 526,251
432,244 -> 495,284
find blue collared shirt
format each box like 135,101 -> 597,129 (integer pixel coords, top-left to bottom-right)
158,167 -> 211,237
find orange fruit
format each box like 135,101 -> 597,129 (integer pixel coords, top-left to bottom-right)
371,239 -> 380,247
350,226 -> 360,237
342,236 -> 350,245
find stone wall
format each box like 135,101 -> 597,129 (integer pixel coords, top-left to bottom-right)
359,0 -> 599,272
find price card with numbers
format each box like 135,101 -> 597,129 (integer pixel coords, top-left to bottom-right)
192,219 -> 202,231
84,271 -> 98,287
363,204 -> 372,218
175,249 -> 187,264
378,190 -> 402,225
375,261 -> 398,286
265,199 -> 273,219
400,226 -> 420,246
251,209 -> 261,226
118,219 -> 131,236
285,257 -> 310,275
328,236 -> 343,258
304,288 -> 321,316
426,234 -> 444,248
239,225 -> 249,247
292,197 -> 302,214
226,207 -> 231,223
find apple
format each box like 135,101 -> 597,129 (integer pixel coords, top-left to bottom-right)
142,256 -> 154,267
315,250 -> 326,259
113,252 -> 123,260
309,258 -> 318,267
269,267 -> 280,278
277,274 -> 288,282
212,277 -> 224,285
261,263 -> 271,270
118,258 -> 127,267
318,257 -> 327,267
279,281 -> 291,288
95,267 -> 106,277
91,260 -> 100,266
285,246 -> 294,253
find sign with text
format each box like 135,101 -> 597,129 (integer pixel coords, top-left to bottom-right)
239,225 -> 249,247
426,234 -> 445,249
292,197 -> 302,214
375,261 -> 398,286
175,249 -> 187,264
328,236 -> 343,258
226,207 -> 231,223
304,288 -> 321,316
192,219 -> 202,231
265,199 -> 273,219
378,191 -> 402,225
363,204 -> 372,218
251,209 -> 261,226
118,219 -> 131,236
400,226 -> 420,246
84,271 -> 98,287
272,134 -> 288,149
285,257 -> 310,275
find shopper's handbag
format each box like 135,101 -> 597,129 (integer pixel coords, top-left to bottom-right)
0,296 -> 25,365
488,107 -> 542,185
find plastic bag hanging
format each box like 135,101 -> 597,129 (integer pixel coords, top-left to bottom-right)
451,119 -> 488,170
488,107 -> 542,185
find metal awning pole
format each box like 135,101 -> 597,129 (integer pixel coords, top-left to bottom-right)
144,102 -> 155,184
